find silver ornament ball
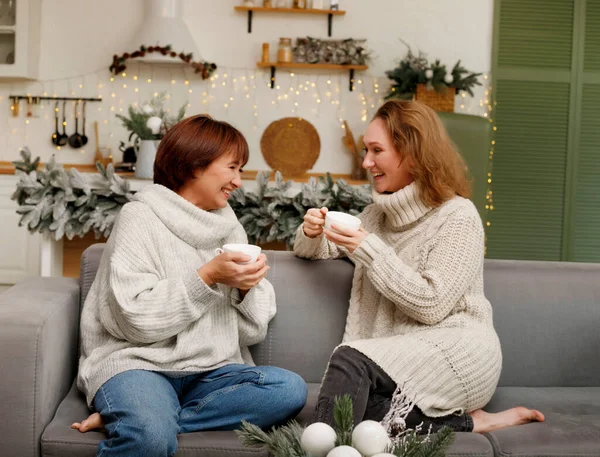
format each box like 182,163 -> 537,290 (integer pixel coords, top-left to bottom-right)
352,420 -> 391,457
301,422 -> 337,457
326,446 -> 362,457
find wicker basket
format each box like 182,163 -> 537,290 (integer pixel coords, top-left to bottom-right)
415,84 -> 456,112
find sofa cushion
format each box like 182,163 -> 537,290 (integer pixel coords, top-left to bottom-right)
484,386 -> 600,456
249,252 -> 354,383
484,259 -> 600,387
42,382 -> 493,457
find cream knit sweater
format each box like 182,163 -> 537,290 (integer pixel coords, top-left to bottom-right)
78,184 -> 276,407
294,182 -> 502,417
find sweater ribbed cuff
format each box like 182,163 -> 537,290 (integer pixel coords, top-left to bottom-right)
293,224 -> 326,257
349,233 -> 392,267
183,270 -> 224,308
231,284 -> 273,323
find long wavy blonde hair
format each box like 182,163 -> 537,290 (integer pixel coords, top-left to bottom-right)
373,100 -> 471,207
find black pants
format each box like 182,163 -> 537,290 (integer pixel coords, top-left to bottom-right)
313,346 -> 473,433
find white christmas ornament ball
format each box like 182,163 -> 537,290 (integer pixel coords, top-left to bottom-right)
141,104 -> 154,115
425,69 -> 434,79
300,422 -> 337,457
146,116 -> 163,134
326,446 -> 362,457
351,420 -> 391,457
444,73 -> 454,84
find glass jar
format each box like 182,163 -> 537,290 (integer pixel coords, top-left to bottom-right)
293,0 -> 306,8
277,38 -> 293,63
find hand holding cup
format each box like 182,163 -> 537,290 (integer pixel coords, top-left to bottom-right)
198,244 -> 268,290
303,207 -> 329,238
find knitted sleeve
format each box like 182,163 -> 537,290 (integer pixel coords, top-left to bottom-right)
101,205 -> 224,344
349,207 -> 484,325
231,279 -> 277,346
293,205 -> 378,259
292,224 -> 346,260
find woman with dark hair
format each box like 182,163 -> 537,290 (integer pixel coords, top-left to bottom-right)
72,115 -> 307,457
296,100 -> 544,434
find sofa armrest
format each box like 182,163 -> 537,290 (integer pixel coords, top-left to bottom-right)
0,277 -> 81,457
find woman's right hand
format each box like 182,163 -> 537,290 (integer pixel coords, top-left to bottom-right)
303,207 -> 328,238
198,253 -> 269,290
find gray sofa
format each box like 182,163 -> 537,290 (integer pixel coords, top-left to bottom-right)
1,245 -> 599,457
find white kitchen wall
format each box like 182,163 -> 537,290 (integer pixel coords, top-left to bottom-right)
0,0 -> 494,175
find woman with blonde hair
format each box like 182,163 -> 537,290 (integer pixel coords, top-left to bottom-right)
295,100 -> 544,433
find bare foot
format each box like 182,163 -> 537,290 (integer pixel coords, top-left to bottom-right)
471,407 -> 545,433
71,412 -> 105,433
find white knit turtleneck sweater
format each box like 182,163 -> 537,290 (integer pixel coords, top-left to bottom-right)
78,184 -> 276,407
294,182 -> 502,417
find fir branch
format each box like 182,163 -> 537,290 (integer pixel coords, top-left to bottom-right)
236,420 -> 272,448
236,420 -> 306,457
333,394 -> 354,446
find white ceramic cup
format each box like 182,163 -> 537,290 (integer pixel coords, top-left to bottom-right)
324,211 -> 361,232
215,243 -> 262,265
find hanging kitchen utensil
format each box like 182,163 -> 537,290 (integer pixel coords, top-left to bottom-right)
68,100 -> 83,149
80,101 -> 88,146
51,101 -> 61,146
57,100 -> 69,146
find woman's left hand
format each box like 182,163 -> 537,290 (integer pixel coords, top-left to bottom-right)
324,225 -> 370,253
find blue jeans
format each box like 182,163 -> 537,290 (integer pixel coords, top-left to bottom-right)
93,365 -> 308,457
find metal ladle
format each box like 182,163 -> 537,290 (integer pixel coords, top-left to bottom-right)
51,101 -> 61,146
80,101 -> 88,146
57,100 -> 69,146
68,100 -> 83,149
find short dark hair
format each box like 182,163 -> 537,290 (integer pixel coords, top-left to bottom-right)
153,114 -> 249,192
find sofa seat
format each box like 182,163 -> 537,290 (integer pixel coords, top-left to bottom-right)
484,387 -> 600,457
41,382 -> 494,457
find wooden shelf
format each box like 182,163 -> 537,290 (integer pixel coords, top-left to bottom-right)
257,62 -> 367,71
234,6 -> 345,15
1,162 -> 369,185
257,62 -> 368,91
241,170 -> 368,186
0,161 -> 132,176
234,5 -> 345,35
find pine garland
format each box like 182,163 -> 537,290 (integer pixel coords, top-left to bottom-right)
229,171 -> 373,248
236,395 -> 455,457
12,148 -> 133,241
11,150 -> 372,245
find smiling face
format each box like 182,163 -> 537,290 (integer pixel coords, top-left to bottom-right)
177,152 -> 244,211
361,117 -> 414,193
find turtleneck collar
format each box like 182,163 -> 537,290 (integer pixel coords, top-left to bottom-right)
132,184 -> 240,248
372,181 -> 433,228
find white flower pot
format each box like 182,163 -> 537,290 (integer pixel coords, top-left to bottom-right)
135,139 -> 160,179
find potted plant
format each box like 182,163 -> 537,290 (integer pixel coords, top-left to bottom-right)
385,48 -> 481,112
116,92 -> 187,179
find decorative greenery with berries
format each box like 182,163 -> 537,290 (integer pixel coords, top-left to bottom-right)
109,44 -> 217,79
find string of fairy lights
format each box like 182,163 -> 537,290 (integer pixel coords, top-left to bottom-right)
482,82 -> 496,256
3,63 -> 494,233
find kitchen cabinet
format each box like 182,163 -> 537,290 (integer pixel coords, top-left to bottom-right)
0,0 -> 41,80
